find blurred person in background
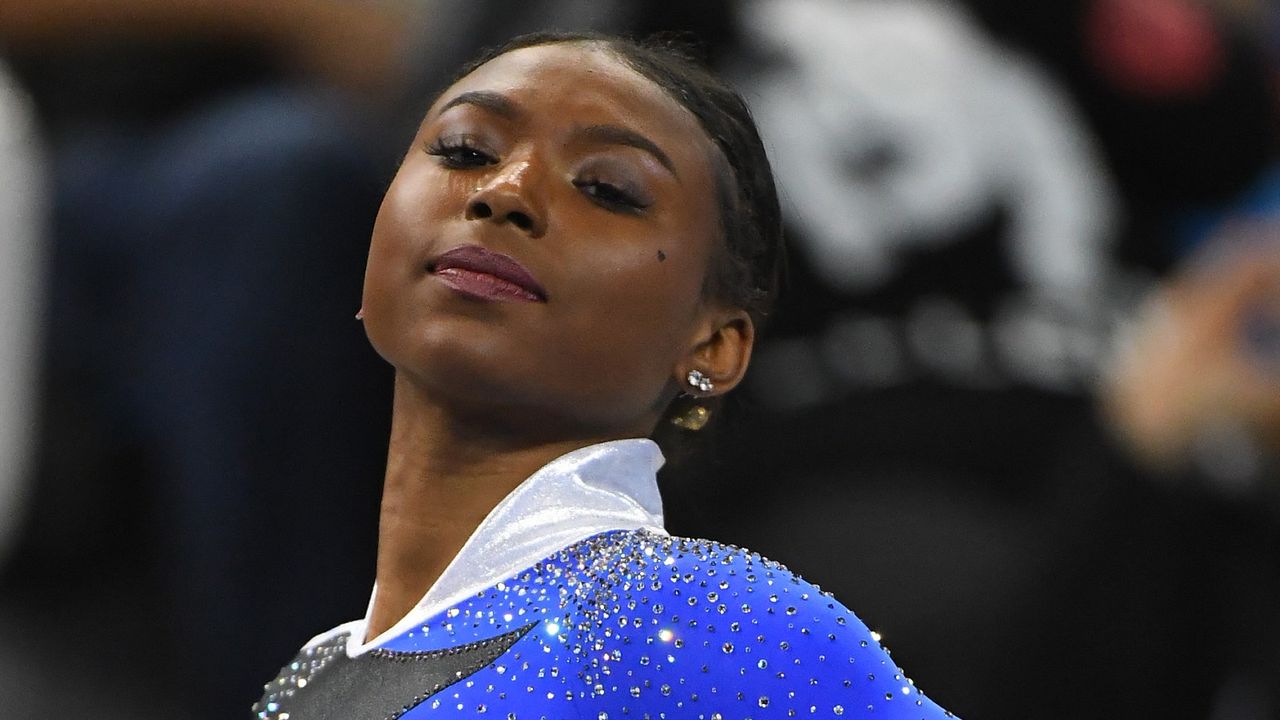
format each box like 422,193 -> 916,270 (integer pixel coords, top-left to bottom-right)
1105,225 -> 1280,485
1102,0 -> 1280,484
1098,102 -> 1280,718
1,3 -> 408,716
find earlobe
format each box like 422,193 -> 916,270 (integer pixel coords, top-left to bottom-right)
678,310 -> 755,397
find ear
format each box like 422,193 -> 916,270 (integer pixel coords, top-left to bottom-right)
677,308 -> 755,397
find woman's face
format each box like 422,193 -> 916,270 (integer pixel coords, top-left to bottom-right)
362,43 -> 737,438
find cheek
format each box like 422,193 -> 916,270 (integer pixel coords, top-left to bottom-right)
361,167 -> 450,362
360,235 -> 411,366
554,234 -> 709,380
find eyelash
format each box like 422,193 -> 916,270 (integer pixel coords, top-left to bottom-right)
423,137 -> 495,169
423,137 -> 648,214
573,178 -> 648,214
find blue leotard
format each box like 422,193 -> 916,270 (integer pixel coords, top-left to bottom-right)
254,442 -> 956,719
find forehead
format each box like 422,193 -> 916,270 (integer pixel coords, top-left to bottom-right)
430,43 -> 714,160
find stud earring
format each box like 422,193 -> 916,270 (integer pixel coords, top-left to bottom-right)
686,369 -> 714,393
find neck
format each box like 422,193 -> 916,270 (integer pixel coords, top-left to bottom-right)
365,373 -> 610,642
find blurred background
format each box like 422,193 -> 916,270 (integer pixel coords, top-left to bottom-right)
1,0 -> 1278,717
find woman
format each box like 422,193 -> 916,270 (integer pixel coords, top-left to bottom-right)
254,32 -> 956,719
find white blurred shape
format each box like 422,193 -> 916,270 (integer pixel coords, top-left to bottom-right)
739,0 -> 1117,305
0,61 -> 45,565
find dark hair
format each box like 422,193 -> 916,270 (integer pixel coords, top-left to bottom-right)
450,31 -> 785,447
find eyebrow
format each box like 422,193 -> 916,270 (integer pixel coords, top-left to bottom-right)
578,124 -> 678,180
435,92 -> 679,180
438,90 -> 521,120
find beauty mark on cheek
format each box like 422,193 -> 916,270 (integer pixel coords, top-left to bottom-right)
656,250 -> 667,262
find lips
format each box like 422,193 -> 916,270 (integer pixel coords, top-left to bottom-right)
428,245 -> 547,303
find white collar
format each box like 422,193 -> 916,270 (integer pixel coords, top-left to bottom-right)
342,438 -> 667,657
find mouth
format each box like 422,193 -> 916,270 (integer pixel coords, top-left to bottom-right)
428,245 -> 547,303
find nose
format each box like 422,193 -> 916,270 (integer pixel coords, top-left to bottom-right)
466,159 -> 547,237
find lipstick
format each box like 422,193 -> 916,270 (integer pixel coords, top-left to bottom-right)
429,245 -> 547,303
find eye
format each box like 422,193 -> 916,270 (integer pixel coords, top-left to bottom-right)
573,177 -> 650,214
423,136 -> 497,169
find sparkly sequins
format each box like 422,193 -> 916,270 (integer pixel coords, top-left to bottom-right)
254,625 -> 535,720
254,633 -> 347,719
256,530 -> 955,718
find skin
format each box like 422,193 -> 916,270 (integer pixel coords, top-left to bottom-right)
1103,230 -> 1280,471
360,42 -> 755,641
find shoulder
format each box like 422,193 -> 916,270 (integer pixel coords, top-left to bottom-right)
557,529 -> 957,718
566,527 -> 833,620
563,528 -> 864,633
